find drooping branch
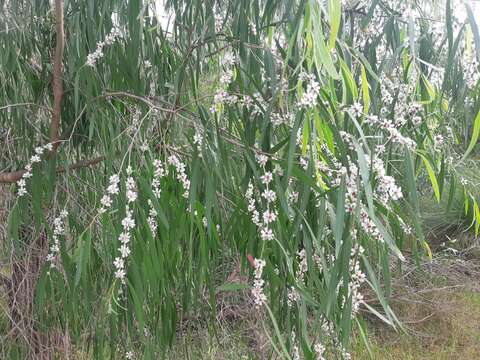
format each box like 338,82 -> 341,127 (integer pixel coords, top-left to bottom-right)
0,0 -> 66,184
50,0 -> 65,150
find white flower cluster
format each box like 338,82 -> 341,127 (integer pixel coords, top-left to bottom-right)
214,5 -> 229,33
378,71 -> 416,127
46,209 -> 68,269
408,103 -> 423,127
464,56 -> 479,90
370,157 -> 403,205
349,102 -> 363,118
317,316 -> 352,359
99,174 -> 121,214
347,244 -> 366,316
318,146 -> 397,243
152,159 -> 166,198
341,0 -> 367,10
210,51 -> 237,113
344,162 -> 359,214
247,92 -> 268,117
245,154 -> 278,241
298,73 -> 320,108
287,251 -> 305,307
209,52 -> 272,117
359,208 -> 383,243
290,331 -> 301,360
167,154 -> 190,198
211,90 -> 239,113
220,52 -> 236,85
364,115 -> 416,149
287,247 -> 322,307
86,27 -> 121,67
252,258 -> 267,308
287,286 -> 301,307
339,131 -> 356,151
314,342 -> 326,360
125,168 -> 137,203
271,112 -> 294,127
114,167 -> 137,283
193,130 -> 203,157
147,200 -> 158,235
17,142 -> 53,196
398,216 -> 412,235
146,159 -> 166,235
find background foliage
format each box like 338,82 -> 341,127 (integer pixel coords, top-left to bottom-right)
1,0 -> 480,359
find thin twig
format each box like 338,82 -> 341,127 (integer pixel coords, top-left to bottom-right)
50,0 -> 65,151
0,103 -> 53,113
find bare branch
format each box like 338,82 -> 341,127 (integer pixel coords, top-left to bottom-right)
0,103 -> 53,113
0,156 -> 105,184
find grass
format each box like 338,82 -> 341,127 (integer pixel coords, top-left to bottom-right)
162,288 -> 480,359
354,290 -> 480,359
163,254 -> 480,360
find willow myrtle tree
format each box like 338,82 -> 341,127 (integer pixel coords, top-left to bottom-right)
1,0 -> 480,358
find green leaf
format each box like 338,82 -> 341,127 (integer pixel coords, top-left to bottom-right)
74,230 -> 91,287
328,0 -> 341,50
465,3 -> 480,61
461,108 -> 480,162
419,154 -> 441,203
360,64 -> 370,113
311,3 -> 339,79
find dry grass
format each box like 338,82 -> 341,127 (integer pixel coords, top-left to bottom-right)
165,252 -> 480,360
354,254 -> 480,359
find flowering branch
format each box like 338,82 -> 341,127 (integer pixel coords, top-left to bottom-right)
0,0 -> 67,184
0,156 -> 105,183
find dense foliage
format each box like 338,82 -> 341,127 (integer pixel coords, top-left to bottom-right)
1,0 -> 480,358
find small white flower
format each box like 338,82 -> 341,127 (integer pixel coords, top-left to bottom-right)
119,244 -> 131,258
119,232 -> 130,244
314,343 -> 326,360
30,155 -> 41,163
260,171 -> 273,185
260,227 -> 274,241
262,189 -> 276,203
115,268 -> 126,279
100,195 -> 112,208
126,190 -> 137,203
262,210 -> 277,224
113,257 -> 124,269
256,154 -> 268,167
252,258 -> 267,307
121,216 -> 135,230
